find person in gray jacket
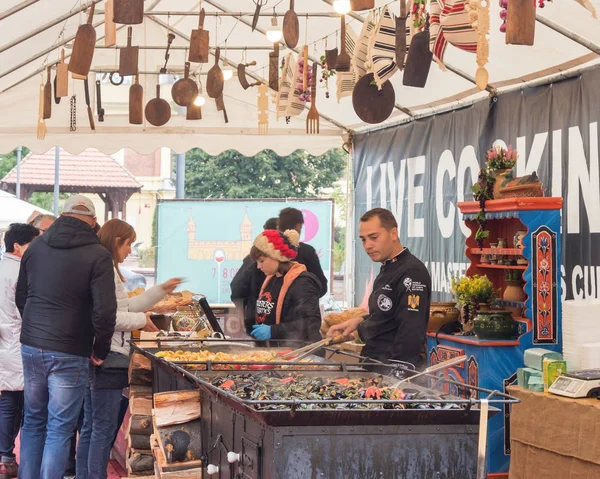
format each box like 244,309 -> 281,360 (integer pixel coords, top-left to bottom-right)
0,223 -> 39,479
76,219 -> 181,479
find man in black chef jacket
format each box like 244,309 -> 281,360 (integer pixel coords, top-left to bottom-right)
327,208 -> 431,369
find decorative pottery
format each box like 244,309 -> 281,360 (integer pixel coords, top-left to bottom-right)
481,254 -> 490,264
497,238 -> 507,249
498,171 -> 545,198
492,168 -> 513,199
428,302 -> 460,332
473,311 -> 517,340
513,230 -> 527,249
489,243 -> 498,264
172,313 -> 195,331
503,280 -> 526,303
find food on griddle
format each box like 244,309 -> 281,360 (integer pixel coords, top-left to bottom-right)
155,350 -> 277,363
206,372 -> 461,410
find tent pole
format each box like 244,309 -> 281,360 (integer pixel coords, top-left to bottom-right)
175,153 -> 185,199
53,147 -> 60,216
344,135 -> 356,308
0,0 -> 40,21
16,146 -> 22,200
535,14 -> 600,55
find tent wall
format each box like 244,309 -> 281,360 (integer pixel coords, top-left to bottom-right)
352,66 -> 600,305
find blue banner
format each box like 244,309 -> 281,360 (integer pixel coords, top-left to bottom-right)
156,199 -> 334,304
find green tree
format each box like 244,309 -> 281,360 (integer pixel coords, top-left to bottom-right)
0,147 -> 30,179
183,149 -> 346,199
27,192 -> 70,212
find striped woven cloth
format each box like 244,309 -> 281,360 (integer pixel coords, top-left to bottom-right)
367,6 -> 398,89
353,12 -> 376,80
337,24 -> 358,101
430,0 -> 477,63
276,53 -> 294,119
286,53 -> 306,117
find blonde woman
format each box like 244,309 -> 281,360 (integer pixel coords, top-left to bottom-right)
76,219 -> 181,479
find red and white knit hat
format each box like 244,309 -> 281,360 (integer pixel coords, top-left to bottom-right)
253,229 -> 300,263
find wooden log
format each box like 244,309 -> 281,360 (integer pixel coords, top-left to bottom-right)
153,416 -> 202,465
129,384 -> 153,399
129,414 -> 152,435
129,352 -> 152,385
154,445 -> 203,474
129,433 -> 151,450
153,390 -> 201,427
129,397 -> 153,417
126,451 -> 154,475
130,447 -> 153,456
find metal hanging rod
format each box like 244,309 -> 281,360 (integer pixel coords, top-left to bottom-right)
0,0 -> 40,21
91,69 -> 228,76
65,44 -> 284,51
94,11 -> 343,17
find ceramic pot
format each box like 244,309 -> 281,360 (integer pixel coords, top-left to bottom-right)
428,302 -> 460,332
513,230 -> 527,249
489,243 -> 498,264
481,254 -> 490,264
473,311 -> 517,340
503,281 -> 526,303
492,168 -> 513,199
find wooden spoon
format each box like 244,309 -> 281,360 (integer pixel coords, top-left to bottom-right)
69,4 -> 96,77
283,0 -> 299,49
336,15 -> 351,72
145,85 -> 171,127
206,47 -> 224,99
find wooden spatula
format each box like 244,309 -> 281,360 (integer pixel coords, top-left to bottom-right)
43,66 -> 52,119
128,74 -> 143,124
56,49 -> 69,97
119,26 -> 139,76
69,3 -> 96,77
37,83 -> 47,140
189,8 -> 209,63
506,0 -> 535,46
306,62 -> 319,135
206,47 -> 224,98
337,15 -> 351,72
104,0 -> 117,47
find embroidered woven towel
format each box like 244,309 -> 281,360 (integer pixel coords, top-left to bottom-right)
276,53 -> 294,119
337,25 -> 358,101
430,0 -> 477,64
367,6 -> 399,89
285,53 -> 305,117
353,12 -> 376,80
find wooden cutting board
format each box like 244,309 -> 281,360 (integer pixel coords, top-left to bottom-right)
186,101 -> 202,120
119,26 -> 139,76
402,25 -> 433,88
56,49 -> 69,97
206,47 -> 224,98
69,4 -> 96,77
105,0 -> 117,47
506,0 -> 535,46
113,0 -> 144,25
350,0 -> 375,10
188,9 -> 209,63
352,73 -> 395,124
269,43 -> 280,91
283,0 -> 299,49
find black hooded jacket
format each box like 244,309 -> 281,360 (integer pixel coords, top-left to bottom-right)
16,216 -> 117,360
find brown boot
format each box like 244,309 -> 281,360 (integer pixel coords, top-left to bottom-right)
0,460 -> 18,479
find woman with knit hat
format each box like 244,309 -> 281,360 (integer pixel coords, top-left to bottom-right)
247,229 -> 322,342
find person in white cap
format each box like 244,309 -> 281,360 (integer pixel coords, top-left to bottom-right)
15,194 -> 117,479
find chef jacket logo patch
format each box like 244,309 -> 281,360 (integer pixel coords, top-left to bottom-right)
403,278 -> 413,291
404,276 -> 426,293
408,294 -> 420,311
377,294 -> 393,312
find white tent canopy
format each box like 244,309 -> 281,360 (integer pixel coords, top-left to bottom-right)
1,0 -> 599,156
0,190 -> 52,229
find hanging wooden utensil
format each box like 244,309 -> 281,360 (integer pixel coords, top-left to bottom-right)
37,83 -> 47,140
96,80 -> 105,122
43,66 -> 52,119
238,61 -> 260,90
160,33 -> 176,74
268,43 -> 280,92
53,75 -> 61,105
306,62 -> 319,135
119,26 -> 139,76
506,0 -> 535,46
189,9 -> 209,63
402,20 -> 433,88
129,74 -> 143,124
352,73 -> 395,124
258,82 -> 269,134
283,0 -> 299,49
83,77 -> 96,130
105,0 -> 117,47
325,48 -> 338,71
395,0 -> 408,70
206,47 -> 224,98
113,0 -> 144,25
56,49 -> 69,97
69,4 -> 96,77
350,0 -> 375,10
172,62 -> 199,107
145,85 -> 171,126
186,89 -> 202,121
215,95 -> 229,124
336,15 -> 351,72
302,45 -> 308,92
475,0 -> 490,90
252,0 -> 266,32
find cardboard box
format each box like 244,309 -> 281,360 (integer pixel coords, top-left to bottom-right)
508,386 -> 600,478
542,358 -> 567,392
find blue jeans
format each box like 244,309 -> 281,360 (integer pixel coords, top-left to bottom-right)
0,390 -> 23,461
18,345 -> 88,479
75,386 -> 123,479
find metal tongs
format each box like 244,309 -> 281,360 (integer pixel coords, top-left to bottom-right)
280,334 -> 349,362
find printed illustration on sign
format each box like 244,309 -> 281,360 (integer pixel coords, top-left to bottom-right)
187,211 -> 253,261
408,294 -> 420,310
377,294 -> 393,311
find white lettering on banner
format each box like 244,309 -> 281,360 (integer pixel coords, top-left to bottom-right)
436,150 -> 456,239
425,261 -> 470,293
561,264 -> 567,303
567,123 -> 600,234
379,162 -> 388,209
516,132 -> 548,177
568,264 -> 600,299
552,129 -> 563,198
493,139 -> 508,150
456,146 -> 480,237
407,156 -> 425,237
388,160 -> 407,233
366,165 -> 373,211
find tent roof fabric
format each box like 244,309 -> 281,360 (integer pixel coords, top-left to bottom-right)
1,147 -> 142,189
0,190 -> 52,230
0,0 -> 598,155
